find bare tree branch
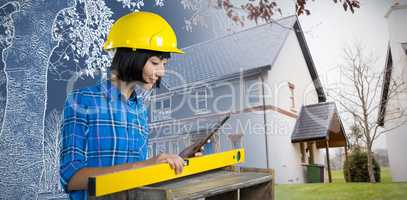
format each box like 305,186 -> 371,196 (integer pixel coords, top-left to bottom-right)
180,0 -> 360,32
327,42 -> 406,183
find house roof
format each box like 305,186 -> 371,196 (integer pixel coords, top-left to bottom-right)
162,16 -> 296,89
291,102 -> 347,148
377,45 -> 393,126
385,0 -> 407,18
161,15 -> 326,102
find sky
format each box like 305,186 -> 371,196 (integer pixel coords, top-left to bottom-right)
44,0 -> 394,149
298,0 -> 391,85
0,2 -> 394,197
297,0 -> 392,149
163,0 -> 394,149
185,0 -> 394,149
174,0 -> 393,149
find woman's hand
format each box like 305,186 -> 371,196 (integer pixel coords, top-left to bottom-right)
147,153 -> 185,174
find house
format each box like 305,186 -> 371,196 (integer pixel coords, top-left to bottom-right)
147,16 -> 347,184
378,0 -> 407,182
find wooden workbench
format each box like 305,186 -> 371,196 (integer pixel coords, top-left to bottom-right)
90,167 -> 274,200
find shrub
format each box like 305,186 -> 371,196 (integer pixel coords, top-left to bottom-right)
343,149 -> 381,182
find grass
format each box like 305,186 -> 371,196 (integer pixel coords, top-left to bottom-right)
275,168 -> 407,200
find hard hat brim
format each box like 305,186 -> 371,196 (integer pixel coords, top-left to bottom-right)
103,44 -> 184,54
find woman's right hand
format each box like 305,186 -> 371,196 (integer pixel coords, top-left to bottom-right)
147,153 -> 185,174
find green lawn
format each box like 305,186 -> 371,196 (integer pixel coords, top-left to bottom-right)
276,168 -> 407,200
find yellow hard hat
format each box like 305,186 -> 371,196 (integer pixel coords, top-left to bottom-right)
103,11 -> 184,54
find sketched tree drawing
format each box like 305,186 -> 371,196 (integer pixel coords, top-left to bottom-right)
0,1 -> 20,135
40,109 -> 63,193
49,0 -> 167,81
49,0 -> 114,81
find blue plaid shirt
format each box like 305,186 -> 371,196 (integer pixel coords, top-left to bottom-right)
60,80 -> 152,200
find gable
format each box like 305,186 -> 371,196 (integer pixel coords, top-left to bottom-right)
162,16 -> 297,90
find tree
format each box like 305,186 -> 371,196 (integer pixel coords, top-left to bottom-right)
40,109 -> 63,193
348,124 -> 362,149
344,149 -> 381,182
328,43 -> 407,183
180,0 -> 360,31
221,0 -> 360,25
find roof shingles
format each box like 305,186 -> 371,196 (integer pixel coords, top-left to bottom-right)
162,16 -> 298,89
291,102 -> 338,142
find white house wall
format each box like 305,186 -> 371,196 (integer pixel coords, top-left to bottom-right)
219,111 -> 269,169
149,24 -> 326,184
265,31 -> 320,110
264,30 -> 324,184
266,110 -> 304,183
385,2 -> 407,182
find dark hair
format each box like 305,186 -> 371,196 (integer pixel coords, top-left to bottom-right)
110,48 -> 171,88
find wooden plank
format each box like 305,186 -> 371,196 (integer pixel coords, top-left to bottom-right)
89,191 -> 128,200
240,181 -> 273,200
90,187 -> 171,200
128,187 -> 169,200
92,168 -> 273,200
101,169 -> 271,200
206,190 -> 238,200
325,140 -> 332,183
239,167 -> 274,200
89,149 -> 245,197
239,167 -> 273,174
159,170 -> 272,200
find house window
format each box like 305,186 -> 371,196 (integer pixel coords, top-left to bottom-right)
195,88 -> 208,113
245,78 -> 261,107
288,82 -> 296,109
152,97 -> 171,121
402,43 -> 407,55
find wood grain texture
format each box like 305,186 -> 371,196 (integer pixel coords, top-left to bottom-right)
91,168 -> 274,200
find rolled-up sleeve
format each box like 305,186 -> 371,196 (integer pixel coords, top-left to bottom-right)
60,92 -> 88,192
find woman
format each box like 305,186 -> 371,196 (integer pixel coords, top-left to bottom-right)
60,12 -> 186,199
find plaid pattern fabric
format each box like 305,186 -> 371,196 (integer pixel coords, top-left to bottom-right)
60,80 -> 151,200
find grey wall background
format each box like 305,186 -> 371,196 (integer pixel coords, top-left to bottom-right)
0,0 -> 237,199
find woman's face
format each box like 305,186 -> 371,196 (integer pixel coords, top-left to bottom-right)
142,56 -> 168,90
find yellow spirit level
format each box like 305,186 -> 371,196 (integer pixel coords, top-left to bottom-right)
88,148 -> 245,197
